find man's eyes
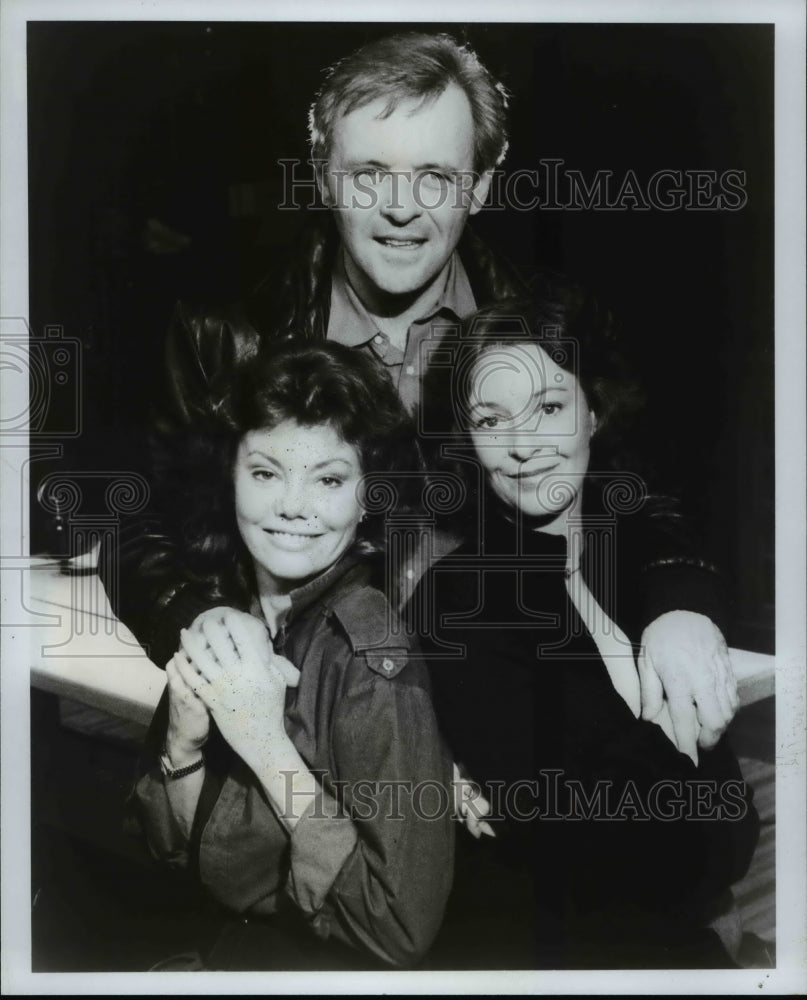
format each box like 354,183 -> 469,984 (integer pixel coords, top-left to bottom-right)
351,168 -> 453,187
354,168 -> 385,184
418,170 -> 451,189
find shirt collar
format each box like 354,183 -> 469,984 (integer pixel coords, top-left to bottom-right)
249,548 -> 364,626
327,249 -> 475,347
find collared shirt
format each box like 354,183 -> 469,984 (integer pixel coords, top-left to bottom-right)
132,552 -> 454,968
327,251 -> 476,413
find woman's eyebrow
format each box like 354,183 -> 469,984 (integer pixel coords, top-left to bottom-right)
470,386 -> 569,410
246,452 -> 355,471
310,457 -> 356,472
531,385 -> 569,397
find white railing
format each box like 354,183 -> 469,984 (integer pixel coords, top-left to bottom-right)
17,561 -> 775,728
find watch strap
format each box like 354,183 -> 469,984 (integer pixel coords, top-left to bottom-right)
159,748 -> 205,780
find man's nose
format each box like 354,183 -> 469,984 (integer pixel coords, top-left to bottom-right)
379,172 -> 423,224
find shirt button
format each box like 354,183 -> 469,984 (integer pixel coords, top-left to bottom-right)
406,569 -> 414,580
381,658 -> 395,673
374,334 -> 384,344
405,365 -> 416,376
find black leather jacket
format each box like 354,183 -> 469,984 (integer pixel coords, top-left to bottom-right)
102,216 -> 726,669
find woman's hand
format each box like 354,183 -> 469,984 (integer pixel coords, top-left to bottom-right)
165,651 -> 211,762
189,605 -> 271,651
177,615 -> 300,767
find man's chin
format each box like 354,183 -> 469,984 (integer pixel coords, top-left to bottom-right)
368,265 -> 448,306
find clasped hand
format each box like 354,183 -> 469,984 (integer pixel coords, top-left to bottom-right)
638,610 -> 739,765
165,607 -> 300,764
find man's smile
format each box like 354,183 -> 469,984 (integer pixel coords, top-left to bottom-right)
374,236 -> 427,250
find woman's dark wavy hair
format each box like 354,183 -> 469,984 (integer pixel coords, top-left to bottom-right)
164,341 -> 422,604
422,276 -> 647,526
453,288 -> 645,455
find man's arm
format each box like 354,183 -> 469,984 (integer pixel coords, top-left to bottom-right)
99,515 -> 224,669
626,494 -> 738,757
100,299 -> 264,665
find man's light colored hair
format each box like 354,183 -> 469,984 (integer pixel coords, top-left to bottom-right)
308,32 -> 510,175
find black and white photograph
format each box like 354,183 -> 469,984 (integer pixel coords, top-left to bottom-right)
1,0 -> 805,993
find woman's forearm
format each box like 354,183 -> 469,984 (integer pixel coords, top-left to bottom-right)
162,737 -> 206,839
241,734 -> 320,831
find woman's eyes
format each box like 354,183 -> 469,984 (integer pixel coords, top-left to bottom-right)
250,469 -> 345,488
473,403 -> 563,429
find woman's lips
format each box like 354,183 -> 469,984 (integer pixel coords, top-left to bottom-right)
506,463 -> 560,480
262,528 -> 322,550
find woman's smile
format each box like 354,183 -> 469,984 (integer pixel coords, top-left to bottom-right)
468,343 -> 597,527
234,421 -> 364,595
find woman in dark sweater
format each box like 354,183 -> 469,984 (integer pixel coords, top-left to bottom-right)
411,290 -> 759,969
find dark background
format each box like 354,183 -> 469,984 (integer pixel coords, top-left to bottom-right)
27,20 -> 774,652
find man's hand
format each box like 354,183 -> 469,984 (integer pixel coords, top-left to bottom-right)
452,762 -> 495,839
638,610 -> 739,764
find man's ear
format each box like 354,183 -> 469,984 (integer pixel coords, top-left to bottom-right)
468,169 -> 494,216
315,163 -> 332,207
589,410 -> 599,435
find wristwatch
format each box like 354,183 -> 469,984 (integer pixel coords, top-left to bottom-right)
159,748 -> 205,780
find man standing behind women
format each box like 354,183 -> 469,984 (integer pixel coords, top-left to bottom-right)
108,30 -> 738,762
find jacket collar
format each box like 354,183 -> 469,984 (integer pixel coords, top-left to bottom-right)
249,549 -> 365,627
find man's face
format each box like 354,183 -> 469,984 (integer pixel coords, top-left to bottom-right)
320,83 -> 492,311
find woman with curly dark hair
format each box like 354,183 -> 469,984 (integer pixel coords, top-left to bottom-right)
130,341 -> 454,971
412,290 -> 759,970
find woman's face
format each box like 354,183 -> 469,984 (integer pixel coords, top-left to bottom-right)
234,420 -> 364,594
467,342 -> 597,523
